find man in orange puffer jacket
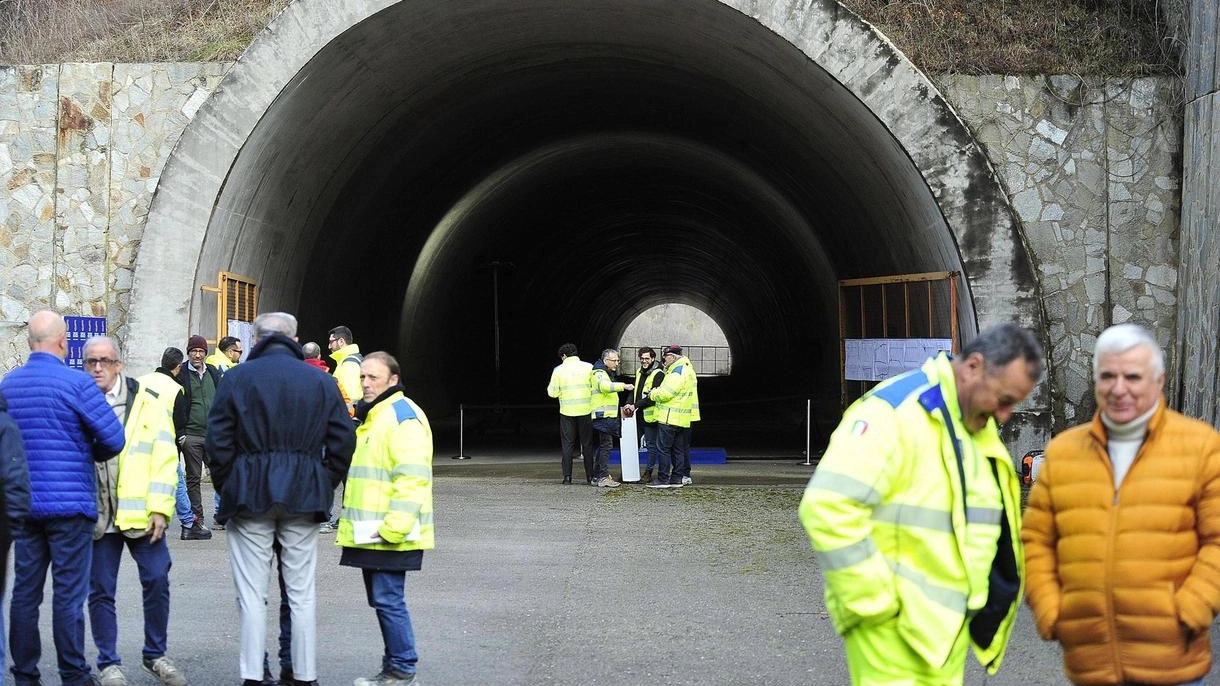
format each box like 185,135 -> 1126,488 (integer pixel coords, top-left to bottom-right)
1023,323 -> 1220,686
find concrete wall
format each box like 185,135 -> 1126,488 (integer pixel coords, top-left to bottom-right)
0,62 -> 1183,427
1176,0 -> 1220,425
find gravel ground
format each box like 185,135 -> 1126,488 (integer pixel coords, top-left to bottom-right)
7,460 -> 1214,685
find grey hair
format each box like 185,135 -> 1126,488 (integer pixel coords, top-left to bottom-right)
301,342 -> 322,359
251,312 -> 298,343
959,324 -> 1044,381
601,348 -> 619,362
83,335 -> 121,359
1093,323 -> 1164,379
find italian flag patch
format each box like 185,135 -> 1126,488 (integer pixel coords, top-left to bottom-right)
851,420 -> 869,436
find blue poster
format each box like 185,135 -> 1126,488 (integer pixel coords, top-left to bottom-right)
64,316 -> 107,370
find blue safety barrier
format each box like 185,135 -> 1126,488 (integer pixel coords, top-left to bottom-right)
610,447 -> 727,464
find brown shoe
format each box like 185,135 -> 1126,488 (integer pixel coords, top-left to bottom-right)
641,469 -> 653,483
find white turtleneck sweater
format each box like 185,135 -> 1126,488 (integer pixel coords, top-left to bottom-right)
1101,402 -> 1158,489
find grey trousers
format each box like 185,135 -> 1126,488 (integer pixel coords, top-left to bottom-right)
227,509 -> 318,681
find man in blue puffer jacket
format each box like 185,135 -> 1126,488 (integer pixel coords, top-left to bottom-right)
0,310 -> 126,686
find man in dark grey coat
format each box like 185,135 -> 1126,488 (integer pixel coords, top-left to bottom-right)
206,312 -> 354,686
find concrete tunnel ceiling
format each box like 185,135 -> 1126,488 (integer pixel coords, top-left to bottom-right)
129,0 -> 1047,426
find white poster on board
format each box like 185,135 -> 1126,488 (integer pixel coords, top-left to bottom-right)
228,320 -> 254,362
844,338 -> 952,381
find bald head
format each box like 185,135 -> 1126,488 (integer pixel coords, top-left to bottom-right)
28,310 -> 67,358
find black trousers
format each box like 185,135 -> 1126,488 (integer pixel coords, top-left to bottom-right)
181,434 -> 207,521
558,414 -> 595,482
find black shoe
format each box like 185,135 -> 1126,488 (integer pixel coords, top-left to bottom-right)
562,476 -> 572,484
242,680 -> 264,686
277,666 -> 294,686
181,521 -> 212,540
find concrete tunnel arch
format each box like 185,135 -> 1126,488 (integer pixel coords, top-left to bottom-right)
126,0 -> 1048,446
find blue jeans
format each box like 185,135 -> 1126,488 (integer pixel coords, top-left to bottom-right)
175,464 -> 194,528
654,424 -> 679,482
362,570 -> 418,675
10,516 -> 96,686
642,422 -> 659,471
88,532 -> 172,668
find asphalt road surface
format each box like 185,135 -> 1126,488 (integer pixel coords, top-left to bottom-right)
5,459 -> 1216,685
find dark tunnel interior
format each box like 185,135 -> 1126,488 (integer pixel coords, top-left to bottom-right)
203,0 -> 972,453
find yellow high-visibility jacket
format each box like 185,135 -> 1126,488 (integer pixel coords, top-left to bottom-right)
109,378 -> 179,535
633,365 -> 665,423
648,355 -> 697,428
590,364 -> 627,419
330,343 -> 363,410
206,349 -> 236,375
337,390 -> 434,551
799,354 -> 1023,675
547,356 -> 593,418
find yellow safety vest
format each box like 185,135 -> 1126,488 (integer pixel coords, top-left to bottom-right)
590,366 -> 626,419
330,343 -> 363,410
547,356 -> 593,418
114,379 -> 180,531
799,354 -> 1022,674
205,349 -> 236,374
649,355 -> 697,428
337,391 -> 434,551
634,366 -> 665,423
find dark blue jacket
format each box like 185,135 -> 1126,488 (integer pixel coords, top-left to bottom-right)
0,392 -> 31,523
206,335 -> 355,523
0,352 -> 125,520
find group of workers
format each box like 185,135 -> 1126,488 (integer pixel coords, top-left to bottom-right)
0,311 -> 432,686
801,322 -> 1220,686
546,343 -> 700,489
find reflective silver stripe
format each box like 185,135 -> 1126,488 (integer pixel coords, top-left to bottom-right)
147,482 -> 175,496
389,500 -> 421,514
130,440 -> 155,456
340,507 -> 434,526
871,503 -> 952,532
341,506 -> 383,520
890,560 -> 968,613
155,430 -> 174,443
965,506 -> 1003,525
349,465 -> 392,482
118,498 -> 146,512
391,464 -> 432,479
807,471 -> 882,506
817,537 -> 878,570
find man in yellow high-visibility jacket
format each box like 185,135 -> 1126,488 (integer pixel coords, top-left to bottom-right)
800,325 -> 1043,685
328,325 -> 363,414
636,344 -> 696,489
547,343 -> 595,485
83,336 -> 187,686
589,349 -> 634,488
338,351 -> 433,686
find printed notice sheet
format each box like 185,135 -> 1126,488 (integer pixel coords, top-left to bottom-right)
844,338 -> 952,381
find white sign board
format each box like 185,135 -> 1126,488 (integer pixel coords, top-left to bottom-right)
844,338 -> 952,381
620,417 -> 640,482
228,320 -> 254,362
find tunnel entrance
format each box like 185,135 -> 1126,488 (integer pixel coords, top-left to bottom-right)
129,0 -> 1048,454
619,304 -> 731,377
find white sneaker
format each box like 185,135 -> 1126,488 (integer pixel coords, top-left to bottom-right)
99,664 -> 129,686
143,656 -> 187,686
595,476 -> 621,488
681,476 -> 693,485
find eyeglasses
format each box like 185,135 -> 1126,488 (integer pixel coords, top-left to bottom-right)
230,348 -> 242,353
83,358 -> 117,368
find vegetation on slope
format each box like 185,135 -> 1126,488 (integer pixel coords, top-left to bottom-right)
0,0 -> 1179,74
